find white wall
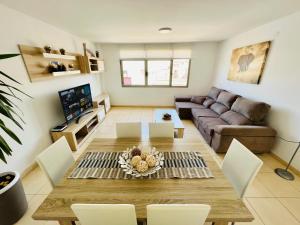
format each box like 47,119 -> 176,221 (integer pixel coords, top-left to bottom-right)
98,42 -> 219,106
213,12 -> 300,170
0,4 -> 102,173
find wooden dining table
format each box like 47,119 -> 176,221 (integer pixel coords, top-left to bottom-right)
32,138 -> 253,225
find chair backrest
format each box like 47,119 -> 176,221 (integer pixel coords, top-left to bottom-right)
116,122 -> 142,138
36,136 -> 74,187
147,204 -> 211,225
149,122 -> 174,138
71,204 -> 137,225
221,139 -> 263,198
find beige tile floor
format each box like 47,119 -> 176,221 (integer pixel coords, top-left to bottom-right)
17,107 -> 300,225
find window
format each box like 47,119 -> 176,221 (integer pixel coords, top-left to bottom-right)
120,59 -> 190,87
121,60 -> 145,86
147,60 -> 171,86
171,59 -> 190,86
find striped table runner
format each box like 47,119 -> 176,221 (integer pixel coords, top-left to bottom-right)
68,151 -> 214,179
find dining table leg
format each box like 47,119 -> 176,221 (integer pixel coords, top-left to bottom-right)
213,222 -> 230,225
58,220 -> 75,225
177,128 -> 184,138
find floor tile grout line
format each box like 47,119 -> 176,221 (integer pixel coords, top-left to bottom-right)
245,198 -> 267,225
277,198 -> 300,223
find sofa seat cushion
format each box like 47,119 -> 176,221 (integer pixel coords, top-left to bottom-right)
220,111 -> 252,125
216,91 -> 239,108
175,102 -> 205,109
207,87 -> 222,100
198,117 -> 228,136
231,97 -> 270,123
191,108 -> 219,118
210,103 -> 229,115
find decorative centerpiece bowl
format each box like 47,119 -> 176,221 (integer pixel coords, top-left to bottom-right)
163,113 -> 172,120
118,146 -> 164,177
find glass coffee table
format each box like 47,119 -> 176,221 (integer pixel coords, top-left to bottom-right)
154,109 -> 185,138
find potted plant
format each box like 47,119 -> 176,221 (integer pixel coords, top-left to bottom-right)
0,54 -> 31,225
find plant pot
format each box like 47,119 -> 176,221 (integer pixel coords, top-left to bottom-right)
0,171 -> 28,225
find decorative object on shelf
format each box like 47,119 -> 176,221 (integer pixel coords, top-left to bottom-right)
95,50 -> 100,58
48,61 -> 67,73
59,48 -> 66,55
68,63 -> 74,70
275,137 -> 300,181
162,113 -> 172,120
228,41 -> 271,84
44,45 -> 52,53
118,146 -> 164,177
0,54 -> 31,225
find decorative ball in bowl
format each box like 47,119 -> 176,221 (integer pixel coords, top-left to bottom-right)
163,113 -> 172,120
118,146 -> 164,177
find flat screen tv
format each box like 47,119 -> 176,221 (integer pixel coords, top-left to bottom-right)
59,84 -> 93,124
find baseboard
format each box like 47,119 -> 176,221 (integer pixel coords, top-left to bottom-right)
21,162 -> 38,179
111,105 -> 175,108
270,152 -> 300,177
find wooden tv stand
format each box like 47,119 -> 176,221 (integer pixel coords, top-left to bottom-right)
51,107 -> 105,151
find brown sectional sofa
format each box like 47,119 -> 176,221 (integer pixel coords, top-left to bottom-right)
175,87 -> 276,153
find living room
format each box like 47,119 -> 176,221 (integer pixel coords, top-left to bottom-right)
0,1 -> 300,225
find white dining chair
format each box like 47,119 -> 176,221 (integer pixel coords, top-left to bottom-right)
71,204 -> 138,225
116,122 -> 142,138
149,122 -> 174,138
147,204 -> 211,225
36,136 -> 75,187
221,139 -> 263,198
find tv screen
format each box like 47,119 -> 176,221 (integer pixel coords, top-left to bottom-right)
59,84 -> 93,123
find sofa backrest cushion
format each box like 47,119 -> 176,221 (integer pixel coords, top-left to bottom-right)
210,103 -> 228,115
191,96 -> 206,105
216,91 -> 239,108
220,111 -> 252,125
207,87 -> 222,100
231,97 -> 270,122
203,97 -> 215,108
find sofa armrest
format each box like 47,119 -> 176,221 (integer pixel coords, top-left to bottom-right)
214,125 -> 277,137
174,95 -> 192,102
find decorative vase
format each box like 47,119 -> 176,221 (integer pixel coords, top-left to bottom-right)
0,171 -> 28,225
59,48 -> 66,55
44,46 -> 51,53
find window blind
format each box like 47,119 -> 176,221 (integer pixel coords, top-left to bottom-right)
119,43 -> 191,59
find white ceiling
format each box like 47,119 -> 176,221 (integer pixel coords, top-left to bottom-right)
1,0 -> 300,43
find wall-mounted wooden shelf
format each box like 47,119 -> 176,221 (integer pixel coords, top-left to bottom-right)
42,53 -> 77,60
78,56 -> 105,74
19,45 -> 83,82
52,70 -> 81,77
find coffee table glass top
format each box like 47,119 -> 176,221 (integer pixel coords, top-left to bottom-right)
154,109 -> 184,129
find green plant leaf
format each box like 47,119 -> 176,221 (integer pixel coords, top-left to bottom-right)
0,83 -> 32,98
0,121 -> 21,144
0,54 -> 19,60
0,71 -> 21,84
0,90 -> 22,101
0,94 -> 13,107
0,135 -> 13,155
0,101 -> 23,129
0,148 -> 7,163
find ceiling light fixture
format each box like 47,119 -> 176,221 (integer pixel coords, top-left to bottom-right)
159,27 -> 172,34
